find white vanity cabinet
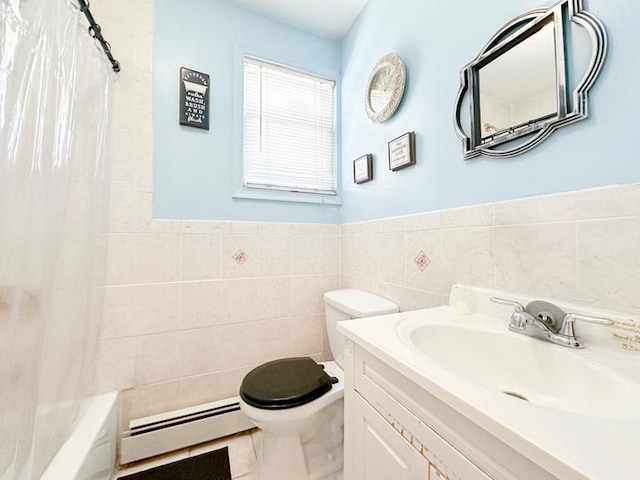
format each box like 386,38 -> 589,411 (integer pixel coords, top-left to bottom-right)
352,393 -> 428,479
343,341 -> 559,480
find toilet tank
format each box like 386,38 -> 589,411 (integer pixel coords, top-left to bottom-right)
323,289 -> 399,367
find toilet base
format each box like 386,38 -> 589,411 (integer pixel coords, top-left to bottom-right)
257,432 -> 308,480
254,399 -> 344,480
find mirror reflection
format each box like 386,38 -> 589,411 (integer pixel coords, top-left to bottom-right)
369,66 -> 392,112
479,20 -> 558,142
453,0 -> 607,159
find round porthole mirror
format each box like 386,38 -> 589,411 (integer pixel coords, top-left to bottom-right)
365,53 -> 406,123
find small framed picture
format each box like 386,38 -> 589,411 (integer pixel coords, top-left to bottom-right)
388,131 -> 416,171
353,154 -> 373,184
180,67 -> 210,130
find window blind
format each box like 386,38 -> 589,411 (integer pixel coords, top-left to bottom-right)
243,57 -> 336,195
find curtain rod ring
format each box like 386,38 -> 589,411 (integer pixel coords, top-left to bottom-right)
88,23 -> 102,38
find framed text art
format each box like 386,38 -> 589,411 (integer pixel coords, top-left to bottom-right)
180,67 -> 210,130
388,131 -> 416,171
353,154 -> 373,184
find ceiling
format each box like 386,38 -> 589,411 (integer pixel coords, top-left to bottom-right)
227,0 -> 369,39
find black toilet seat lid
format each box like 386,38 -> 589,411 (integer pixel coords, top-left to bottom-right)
240,357 -> 336,410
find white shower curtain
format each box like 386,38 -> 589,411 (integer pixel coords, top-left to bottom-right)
0,0 -> 112,478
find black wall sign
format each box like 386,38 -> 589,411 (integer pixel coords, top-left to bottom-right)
180,67 -> 210,130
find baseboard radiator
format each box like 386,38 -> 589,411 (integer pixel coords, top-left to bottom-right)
120,396 -> 255,464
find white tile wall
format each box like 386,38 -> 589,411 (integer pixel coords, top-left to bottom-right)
135,332 -> 182,385
101,284 -> 181,339
179,371 -> 225,407
257,277 -> 291,320
178,328 -> 223,376
96,222 -> 338,423
180,281 -> 225,328
442,227 -> 494,293
180,234 -> 223,281
342,184 -> 640,321
577,217 -> 640,310
495,223 -> 577,298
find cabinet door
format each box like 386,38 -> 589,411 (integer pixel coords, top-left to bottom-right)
430,464 -> 447,480
353,394 -> 428,480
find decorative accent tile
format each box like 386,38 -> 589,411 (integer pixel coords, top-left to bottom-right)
232,249 -> 248,265
223,236 -> 258,278
414,250 -> 431,271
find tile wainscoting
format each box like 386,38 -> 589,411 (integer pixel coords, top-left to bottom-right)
97,220 -> 339,422
98,182 -> 640,429
341,182 -> 640,320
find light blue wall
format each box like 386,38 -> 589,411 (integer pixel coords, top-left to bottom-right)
153,0 -> 342,223
340,0 -> 640,222
154,0 -> 639,224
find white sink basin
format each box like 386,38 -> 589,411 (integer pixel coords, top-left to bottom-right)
397,319 -> 640,419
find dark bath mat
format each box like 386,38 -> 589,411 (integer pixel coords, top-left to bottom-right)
118,447 -> 232,480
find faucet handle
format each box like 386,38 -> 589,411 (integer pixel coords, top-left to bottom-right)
558,312 -> 614,339
563,313 -> 614,326
490,296 -> 526,312
490,297 -> 531,329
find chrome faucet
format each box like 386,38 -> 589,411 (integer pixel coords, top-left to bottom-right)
490,297 -> 614,349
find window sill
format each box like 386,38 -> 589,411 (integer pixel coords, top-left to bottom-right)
232,187 -> 341,206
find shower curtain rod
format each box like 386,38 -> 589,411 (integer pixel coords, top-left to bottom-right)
77,0 -> 121,72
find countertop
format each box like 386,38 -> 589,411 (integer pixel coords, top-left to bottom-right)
337,285 -> 640,480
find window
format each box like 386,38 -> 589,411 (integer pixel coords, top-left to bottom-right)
242,57 -> 336,198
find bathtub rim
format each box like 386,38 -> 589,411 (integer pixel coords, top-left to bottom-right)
40,391 -> 118,480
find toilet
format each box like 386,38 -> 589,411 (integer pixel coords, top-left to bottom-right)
239,289 -> 399,480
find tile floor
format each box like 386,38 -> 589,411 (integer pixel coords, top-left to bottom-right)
114,429 -> 344,480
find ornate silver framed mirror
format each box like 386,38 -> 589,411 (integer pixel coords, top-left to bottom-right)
365,53 -> 406,123
454,0 -> 607,159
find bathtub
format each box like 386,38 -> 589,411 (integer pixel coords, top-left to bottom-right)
40,392 -> 118,480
